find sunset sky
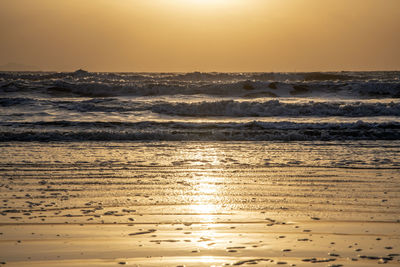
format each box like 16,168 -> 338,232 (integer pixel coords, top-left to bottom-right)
1,0 -> 399,72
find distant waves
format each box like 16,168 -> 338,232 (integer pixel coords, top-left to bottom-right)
1,71 -> 399,98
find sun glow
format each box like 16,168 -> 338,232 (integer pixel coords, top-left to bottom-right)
189,0 -> 230,4
175,0 -> 240,8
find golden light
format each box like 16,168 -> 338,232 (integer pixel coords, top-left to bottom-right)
172,0 -> 242,8
188,0 -> 230,5
189,175 -> 219,222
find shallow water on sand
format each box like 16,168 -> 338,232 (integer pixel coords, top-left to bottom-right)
0,141 -> 399,266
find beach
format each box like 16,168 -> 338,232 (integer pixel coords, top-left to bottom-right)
2,0 -> 400,264
1,71 -> 400,266
0,141 -> 399,266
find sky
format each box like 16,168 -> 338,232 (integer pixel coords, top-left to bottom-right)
0,0 -> 399,72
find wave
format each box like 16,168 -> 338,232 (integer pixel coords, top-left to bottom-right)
3,97 -> 400,117
151,100 -> 400,117
1,121 -> 399,141
1,71 -> 399,98
4,80 -> 400,98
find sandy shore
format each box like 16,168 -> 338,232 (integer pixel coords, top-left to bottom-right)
0,141 -> 399,266
1,220 -> 399,266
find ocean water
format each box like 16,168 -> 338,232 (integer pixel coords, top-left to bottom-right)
1,70 -> 400,141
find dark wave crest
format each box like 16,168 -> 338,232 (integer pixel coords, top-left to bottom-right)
1,71 -> 399,98
2,97 -> 400,117
1,121 -> 399,141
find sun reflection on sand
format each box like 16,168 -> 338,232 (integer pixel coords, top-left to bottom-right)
184,255 -> 220,266
199,256 -> 218,264
188,172 -> 222,222
189,203 -> 218,222
177,145 -> 226,223
190,147 -> 221,166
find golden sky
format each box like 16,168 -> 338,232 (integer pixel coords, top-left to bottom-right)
0,0 -> 399,72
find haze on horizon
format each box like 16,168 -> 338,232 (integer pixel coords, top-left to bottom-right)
0,0 -> 399,72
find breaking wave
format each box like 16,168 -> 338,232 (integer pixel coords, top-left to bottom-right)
2,97 -> 400,117
1,71 -> 399,98
151,100 -> 400,117
1,121 -> 399,141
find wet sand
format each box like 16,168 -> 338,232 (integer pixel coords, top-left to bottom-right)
0,141 -> 399,266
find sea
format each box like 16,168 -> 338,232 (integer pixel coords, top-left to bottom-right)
1,70 -> 400,142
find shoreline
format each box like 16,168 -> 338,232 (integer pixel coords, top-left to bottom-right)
0,141 -> 399,266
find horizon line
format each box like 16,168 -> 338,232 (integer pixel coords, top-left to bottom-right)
1,69 -> 400,73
